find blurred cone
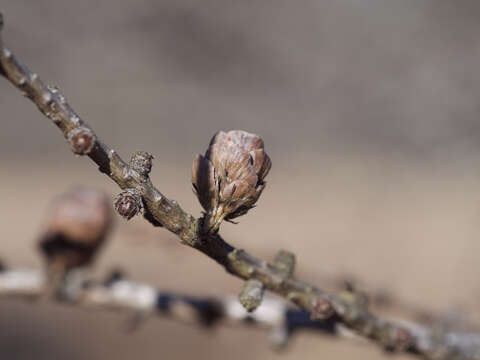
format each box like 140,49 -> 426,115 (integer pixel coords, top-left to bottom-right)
38,186 -> 113,285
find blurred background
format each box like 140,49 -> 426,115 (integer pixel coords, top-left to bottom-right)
1,0 -> 480,359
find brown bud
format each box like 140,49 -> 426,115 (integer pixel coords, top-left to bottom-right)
114,189 -> 143,220
130,151 -> 153,177
38,187 -> 112,272
68,126 -> 96,155
311,296 -> 335,320
192,130 -> 271,233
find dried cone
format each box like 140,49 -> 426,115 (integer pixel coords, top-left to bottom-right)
192,130 -> 271,233
38,187 -> 113,276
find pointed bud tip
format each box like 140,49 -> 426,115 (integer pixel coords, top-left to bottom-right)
194,129 -> 271,233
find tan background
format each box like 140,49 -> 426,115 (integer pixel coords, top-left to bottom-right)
2,1 -> 480,359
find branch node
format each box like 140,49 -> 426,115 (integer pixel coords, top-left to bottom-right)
287,291 -> 320,313
311,296 -> 335,320
273,249 -> 295,277
129,151 -> 153,177
114,189 -> 143,220
67,126 -> 96,155
239,279 -> 264,312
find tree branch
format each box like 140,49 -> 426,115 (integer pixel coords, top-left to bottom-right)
0,266 -> 339,348
1,13 -> 478,359
1,265 -> 480,358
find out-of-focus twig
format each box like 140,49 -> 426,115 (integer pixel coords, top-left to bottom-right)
1,266 -> 480,358
1,12 -> 479,359
0,266 -> 337,349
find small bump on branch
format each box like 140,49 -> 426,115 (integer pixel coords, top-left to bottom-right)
129,151 -> 153,177
311,296 -> 335,320
115,189 -> 143,220
67,126 -> 96,155
239,278 -> 265,312
273,250 -> 295,277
